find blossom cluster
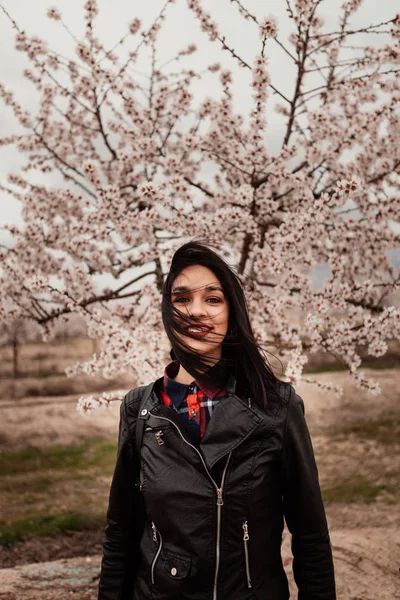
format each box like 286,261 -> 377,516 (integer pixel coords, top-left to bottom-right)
76,390 -> 126,414
259,16 -> 278,39
0,0 -> 399,410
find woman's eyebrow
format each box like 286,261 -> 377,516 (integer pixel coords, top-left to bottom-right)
171,285 -> 224,294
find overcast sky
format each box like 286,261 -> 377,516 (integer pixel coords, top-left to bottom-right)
0,0 -> 398,258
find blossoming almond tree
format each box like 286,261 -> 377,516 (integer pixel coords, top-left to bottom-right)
0,0 -> 399,412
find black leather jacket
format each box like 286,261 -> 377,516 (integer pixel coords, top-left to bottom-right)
98,377 -> 336,600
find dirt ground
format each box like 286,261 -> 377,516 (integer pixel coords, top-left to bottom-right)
0,508 -> 398,600
0,368 -> 399,598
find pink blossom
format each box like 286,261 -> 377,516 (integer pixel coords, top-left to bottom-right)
47,7 -> 62,21
259,16 -> 278,39
129,17 -> 141,35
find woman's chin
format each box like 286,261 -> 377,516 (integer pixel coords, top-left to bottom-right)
181,335 -> 222,355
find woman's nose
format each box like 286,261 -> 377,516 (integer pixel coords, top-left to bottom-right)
187,300 -> 207,316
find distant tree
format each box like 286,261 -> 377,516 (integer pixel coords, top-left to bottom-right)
0,317 -> 40,377
52,312 -> 99,353
0,0 -> 399,410
52,312 -> 88,341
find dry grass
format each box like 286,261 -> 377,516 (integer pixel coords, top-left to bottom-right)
0,373 -> 133,401
0,440 -> 117,547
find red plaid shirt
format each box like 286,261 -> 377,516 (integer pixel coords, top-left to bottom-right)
159,360 -> 234,446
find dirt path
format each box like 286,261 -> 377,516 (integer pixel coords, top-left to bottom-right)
0,513 -> 399,600
0,393 -> 120,451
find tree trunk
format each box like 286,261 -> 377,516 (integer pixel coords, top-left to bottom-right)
12,334 -> 18,378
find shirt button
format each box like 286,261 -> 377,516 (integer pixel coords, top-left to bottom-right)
171,567 -> 177,576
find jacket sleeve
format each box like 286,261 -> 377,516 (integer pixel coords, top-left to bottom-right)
281,386 -> 336,600
98,391 -> 145,600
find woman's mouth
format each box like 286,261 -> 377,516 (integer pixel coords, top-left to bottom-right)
186,326 -> 213,338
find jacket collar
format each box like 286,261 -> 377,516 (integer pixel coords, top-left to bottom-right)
162,359 -> 237,402
139,373 -> 237,412
139,377 -> 262,470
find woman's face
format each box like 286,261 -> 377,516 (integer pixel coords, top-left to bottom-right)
171,265 -> 229,360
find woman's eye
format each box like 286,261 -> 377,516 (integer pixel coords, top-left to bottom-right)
174,297 -> 221,304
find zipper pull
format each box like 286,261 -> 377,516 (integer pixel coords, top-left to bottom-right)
216,488 -> 224,506
155,430 -> 164,445
242,521 -> 249,541
151,521 -> 157,542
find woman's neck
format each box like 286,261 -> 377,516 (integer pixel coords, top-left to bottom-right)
172,364 -> 195,385
172,355 -> 222,385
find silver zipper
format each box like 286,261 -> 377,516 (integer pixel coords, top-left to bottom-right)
149,412 -> 232,600
242,521 -> 252,588
155,430 -> 164,445
151,521 -> 163,585
213,455 -> 231,600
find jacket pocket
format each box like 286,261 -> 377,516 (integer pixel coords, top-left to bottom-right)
150,523 -> 192,589
151,521 -> 163,585
242,520 -> 253,589
163,551 -> 191,580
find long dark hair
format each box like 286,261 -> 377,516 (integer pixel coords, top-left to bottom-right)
161,239 -> 289,411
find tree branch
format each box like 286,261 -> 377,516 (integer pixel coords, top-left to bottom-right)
38,270 -> 156,325
93,90 -> 117,160
183,177 -> 214,198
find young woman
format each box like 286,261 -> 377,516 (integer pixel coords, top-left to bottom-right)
98,240 -> 336,600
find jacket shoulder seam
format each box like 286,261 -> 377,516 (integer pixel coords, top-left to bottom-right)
124,384 -> 150,408
280,383 -> 296,459
278,380 -> 295,405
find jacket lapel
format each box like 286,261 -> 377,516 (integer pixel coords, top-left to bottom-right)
200,393 -> 262,470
